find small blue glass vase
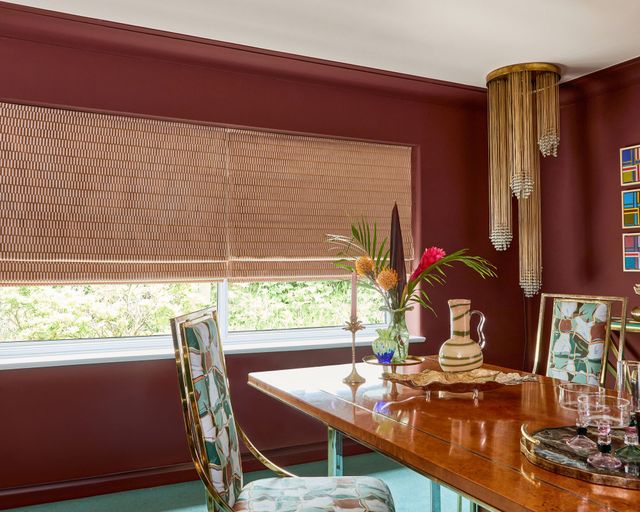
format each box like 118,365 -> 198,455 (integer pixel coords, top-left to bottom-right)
372,328 -> 396,364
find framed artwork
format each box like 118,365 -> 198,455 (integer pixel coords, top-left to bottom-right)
623,233 -> 640,271
622,189 -> 640,228
546,299 -> 610,385
620,144 -> 640,185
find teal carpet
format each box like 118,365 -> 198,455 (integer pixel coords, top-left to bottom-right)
7,453 -> 472,512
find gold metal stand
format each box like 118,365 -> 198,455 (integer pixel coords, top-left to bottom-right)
343,317 -> 365,384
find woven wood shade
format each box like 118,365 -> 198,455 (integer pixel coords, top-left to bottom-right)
0,102 -> 227,284
227,130 -> 413,280
0,102 -> 412,284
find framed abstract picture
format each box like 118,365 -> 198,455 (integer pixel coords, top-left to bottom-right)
622,189 -> 640,228
620,144 -> 640,186
623,233 -> 640,271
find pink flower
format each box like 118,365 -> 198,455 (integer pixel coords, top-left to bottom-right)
410,246 -> 446,281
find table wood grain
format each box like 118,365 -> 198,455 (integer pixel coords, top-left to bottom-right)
248,357 -> 639,512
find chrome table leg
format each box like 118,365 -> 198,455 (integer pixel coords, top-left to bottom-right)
430,481 -> 442,512
327,427 -> 344,476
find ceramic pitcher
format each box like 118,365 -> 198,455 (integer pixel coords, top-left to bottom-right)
438,299 -> 486,372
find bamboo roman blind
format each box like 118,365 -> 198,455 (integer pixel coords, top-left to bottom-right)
0,101 -> 412,284
227,129 -> 413,280
0,102 -> 227,284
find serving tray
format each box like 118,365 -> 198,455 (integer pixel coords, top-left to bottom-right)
383,377 -> 504,393
382,367 -> 536,394
520,424 -> 640,489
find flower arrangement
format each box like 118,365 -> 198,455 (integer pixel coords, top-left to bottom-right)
327,204 -> 496,362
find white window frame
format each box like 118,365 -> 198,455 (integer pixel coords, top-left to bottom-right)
0,280 -> 425,370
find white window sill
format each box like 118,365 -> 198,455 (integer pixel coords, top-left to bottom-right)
0,330 -> 426,371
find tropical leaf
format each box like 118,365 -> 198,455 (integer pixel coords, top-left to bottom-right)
404,249 -> 496,313
327,215 -> 496,316
334,259 -> 354,272
326,217 -> 391,273
375,238 -> 389,272
372,223 -> 377,264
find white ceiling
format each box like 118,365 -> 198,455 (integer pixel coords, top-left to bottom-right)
6,0 -> 640,87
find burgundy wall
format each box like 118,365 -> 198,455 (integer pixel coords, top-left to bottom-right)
530,58 -> 640,366
0,3 -> 523,508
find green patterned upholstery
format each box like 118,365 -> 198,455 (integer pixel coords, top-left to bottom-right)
173,309 -> 395,512
233,476 -> 395,512
546,300 -> 611,385
183,317 -> 243,509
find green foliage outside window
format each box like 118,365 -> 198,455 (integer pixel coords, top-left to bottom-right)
227,280 -> 384,331
0,280 -> 384,342
0,283 -> 216,341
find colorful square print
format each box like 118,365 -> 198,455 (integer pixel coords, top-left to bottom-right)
623,233 -> 640,271
620,145 -> 640,186
622,189 -> 640,228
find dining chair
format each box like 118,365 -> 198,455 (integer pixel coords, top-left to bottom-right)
532,293 -> 628,387
170,306 -> 396,512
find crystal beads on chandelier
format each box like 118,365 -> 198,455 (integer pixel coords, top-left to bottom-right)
489,225 -> 513,252
536,70 -> 561,157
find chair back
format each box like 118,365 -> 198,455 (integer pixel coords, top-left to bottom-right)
533,293 -> 627,387
171,307 -> 243,511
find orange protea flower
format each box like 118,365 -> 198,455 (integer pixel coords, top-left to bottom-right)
376,268 -> 398,291
355,256 -> 375,276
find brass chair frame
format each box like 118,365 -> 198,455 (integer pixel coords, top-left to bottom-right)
171,306 -> 295,512
532,293 -> 628,387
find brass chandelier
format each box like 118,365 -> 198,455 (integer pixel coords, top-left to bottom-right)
486,63 -> 560,297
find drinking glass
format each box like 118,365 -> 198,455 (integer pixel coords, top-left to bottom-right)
565,391 -> 598,452
558,383 -> 602,410
617,360 -> 640,414
588,422 -> 623,470
578,394 -> 631,470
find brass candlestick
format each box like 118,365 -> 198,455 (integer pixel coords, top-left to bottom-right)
343,317 -> 366,385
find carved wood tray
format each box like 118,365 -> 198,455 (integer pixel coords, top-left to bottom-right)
382,376 -> 504,393
381,368 -> 535,394
520,424 -> 640,489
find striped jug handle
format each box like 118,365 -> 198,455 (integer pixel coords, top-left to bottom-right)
470,310 -> 486,350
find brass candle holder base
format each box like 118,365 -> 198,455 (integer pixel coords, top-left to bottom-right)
343,317 -> 365,385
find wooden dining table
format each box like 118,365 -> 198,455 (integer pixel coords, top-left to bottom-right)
248,356 -> 639,512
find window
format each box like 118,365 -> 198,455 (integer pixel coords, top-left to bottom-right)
227,280 -> 384,331
0,280 -> 384,343
0,102 -> 414,367
0,283 -> 217,342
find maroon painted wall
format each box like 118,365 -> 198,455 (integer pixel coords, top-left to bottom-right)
531,58 -> 640,366
0,3 -> 523,508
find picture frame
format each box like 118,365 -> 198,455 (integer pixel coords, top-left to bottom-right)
623,233 -> 640,271
620,144 -> 640,186
622,188 -> 640,228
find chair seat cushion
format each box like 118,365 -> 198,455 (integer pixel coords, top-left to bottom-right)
233,476 -> 395,511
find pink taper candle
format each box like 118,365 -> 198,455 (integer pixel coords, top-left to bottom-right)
351,272 -> 357,321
